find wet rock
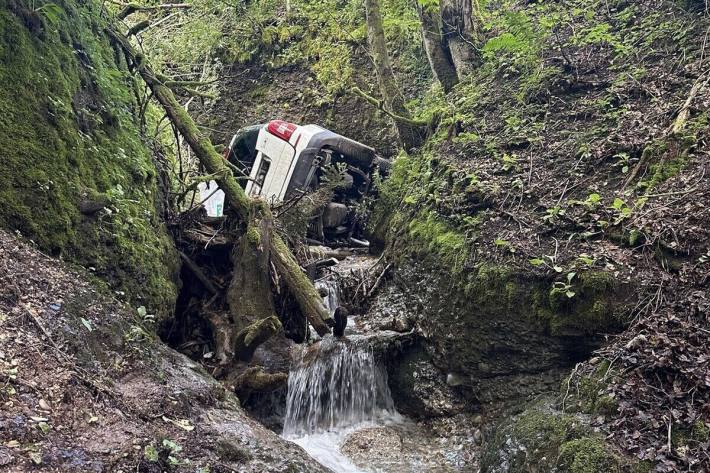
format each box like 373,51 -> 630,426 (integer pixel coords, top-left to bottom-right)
216,438 -> 253,463
0,230 -> 329,473
387,345 -> 469,418
333,306 -> 348,337
371,262 -> 629,404
341,418 -> 480,472
341,426 -> 403,464
479,398 -> 619,473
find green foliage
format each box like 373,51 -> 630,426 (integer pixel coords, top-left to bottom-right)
34,2 -> 64,25
140,0 -> 423,100
572,22 -> 629,55
408,211 -> 467,268
551,272 -> 577,299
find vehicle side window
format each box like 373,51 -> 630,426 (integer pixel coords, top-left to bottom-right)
252,157 -> 271,195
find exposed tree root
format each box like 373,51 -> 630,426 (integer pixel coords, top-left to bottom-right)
233,367 -> 288,400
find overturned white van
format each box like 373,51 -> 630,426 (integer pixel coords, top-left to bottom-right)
219,120 -> 388,243
225,120 -> 384,202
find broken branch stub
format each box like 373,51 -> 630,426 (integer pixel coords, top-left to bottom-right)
234,316 -> 282,362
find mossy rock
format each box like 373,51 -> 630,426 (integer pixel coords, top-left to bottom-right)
536,271 -> 629,337
0,1 -> 179,320
557,437 -> 621,473
480,400 -> 589,472
480,401 -> 623,473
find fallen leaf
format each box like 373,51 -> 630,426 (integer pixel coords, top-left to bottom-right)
162,416 -> 195,432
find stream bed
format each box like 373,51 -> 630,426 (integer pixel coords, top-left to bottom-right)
280,256 -> 480,472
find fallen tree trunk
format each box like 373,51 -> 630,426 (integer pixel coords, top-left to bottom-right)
107,28 -> 333,339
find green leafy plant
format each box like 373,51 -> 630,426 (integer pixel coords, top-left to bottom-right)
34,2 -> 64,25
613,152 -> 631,174
552,272 -> 577,299
499,153 -> 519,172
543,205 -> 566,223
576,253 -> 596,267
610,197 -> 632,224
584,192 -> 602,208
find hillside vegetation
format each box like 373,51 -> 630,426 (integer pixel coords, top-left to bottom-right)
0,0 -> 708,471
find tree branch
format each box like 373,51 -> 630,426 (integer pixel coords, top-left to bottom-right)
116,2 -> 192,20
352,86 -> 430,127
126,19 -> 150,36
107,27 -> 333,336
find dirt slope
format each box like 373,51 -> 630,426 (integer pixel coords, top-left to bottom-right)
0,230 -> 328,473
368,0 -> 709,470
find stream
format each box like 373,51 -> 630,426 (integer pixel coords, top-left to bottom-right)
279,256 -> 479,472
282,259 -> 403,472
282,336 -> 403,472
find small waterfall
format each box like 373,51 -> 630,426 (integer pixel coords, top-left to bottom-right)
315,278 -> 341,316
283,337 -> 397,438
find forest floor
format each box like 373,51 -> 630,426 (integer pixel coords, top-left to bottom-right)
417,0 -> 710,467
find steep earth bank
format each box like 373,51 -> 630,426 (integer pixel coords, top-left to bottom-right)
364,0 -> 709,470
194,58 -> 402,157
0,0 -> 179,321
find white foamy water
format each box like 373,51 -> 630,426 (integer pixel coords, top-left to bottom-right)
283,337 -> 401,472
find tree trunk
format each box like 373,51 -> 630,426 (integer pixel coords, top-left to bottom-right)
107,28 -> 333,339
440,0 -> 480,79
227,208 -> 283,361
364,0 -> 424,151
417,3 -> 459,93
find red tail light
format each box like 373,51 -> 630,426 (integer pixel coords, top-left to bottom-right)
267,120 -> 298,141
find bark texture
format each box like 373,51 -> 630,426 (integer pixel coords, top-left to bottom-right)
364,0 -> 425,151
441,0 -> 480,79
417,3 -> 459,93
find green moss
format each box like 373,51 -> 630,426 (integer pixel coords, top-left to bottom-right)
0,1 -> 179,320
565,360 -> 619,416
670,420 -> 710,449
638,125 -> 702,192
246,225 -> 262,245
692,420 -> 710,442
407,211 -> 466,268
536,271 -> 625,336
557,436 -> 620,473
480,402 -> 590,472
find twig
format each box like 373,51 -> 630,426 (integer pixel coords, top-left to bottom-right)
116,2 -> 192,20
126,19 -> 150,37
670,71 -> 710,136
366,263 -> 392,299
351,87 -> 430,127
179,251 -> 220,295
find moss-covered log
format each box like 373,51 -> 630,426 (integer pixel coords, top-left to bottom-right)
271,232 -> 332,336
233,316 -> 282,361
